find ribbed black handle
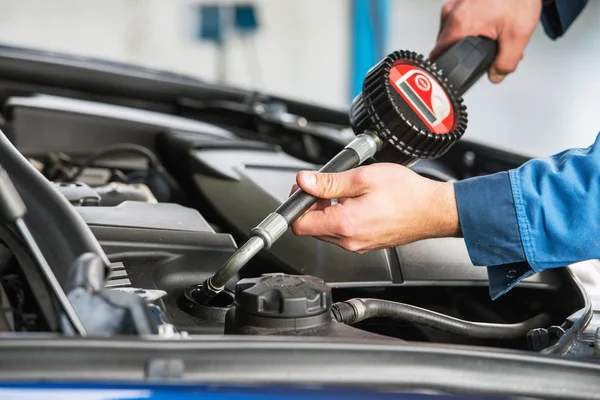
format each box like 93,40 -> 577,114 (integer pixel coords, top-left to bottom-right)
433,36 -> 498,96
276,148 -> 360,224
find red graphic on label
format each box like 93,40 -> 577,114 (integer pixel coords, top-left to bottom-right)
389,63 -> 455,134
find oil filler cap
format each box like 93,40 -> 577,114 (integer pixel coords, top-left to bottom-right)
234,273 -> 331,318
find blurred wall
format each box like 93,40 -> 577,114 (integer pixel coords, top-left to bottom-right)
0,0 -> 599,157
0,0 -> 350,110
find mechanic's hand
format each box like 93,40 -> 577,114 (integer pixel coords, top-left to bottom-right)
290,164 -> 461,254
431,0 -> 542,84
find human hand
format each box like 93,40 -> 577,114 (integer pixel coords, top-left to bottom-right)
430,0 -> 542,84
289,163 -> 461,254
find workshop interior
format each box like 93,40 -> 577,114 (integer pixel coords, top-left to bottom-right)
0,0 -> 598,398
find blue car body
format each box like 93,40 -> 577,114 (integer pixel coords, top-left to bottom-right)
0,383 -> 507,400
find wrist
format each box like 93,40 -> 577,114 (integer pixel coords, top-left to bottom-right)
428,181 -> 461,239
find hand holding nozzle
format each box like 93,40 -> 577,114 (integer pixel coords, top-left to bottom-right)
194,36 -> 498,305
195,132 -> 383,305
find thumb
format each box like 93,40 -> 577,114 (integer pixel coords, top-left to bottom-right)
296,169 -> 369,199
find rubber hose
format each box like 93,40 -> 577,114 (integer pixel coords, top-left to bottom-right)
276,147 -> 360,224
332,298 -> 551,340
70,143 -> 159,181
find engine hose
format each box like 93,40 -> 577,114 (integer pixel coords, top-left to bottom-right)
69,143 -> 160,181
331,298 -> 551,340
67,143 -> 185,202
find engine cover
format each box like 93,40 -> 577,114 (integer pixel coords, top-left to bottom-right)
75,201 -> 238,333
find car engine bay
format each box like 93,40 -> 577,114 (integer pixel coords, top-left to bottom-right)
0,48 -> 589,355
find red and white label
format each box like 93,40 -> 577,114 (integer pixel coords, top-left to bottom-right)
389,63 -> 455,134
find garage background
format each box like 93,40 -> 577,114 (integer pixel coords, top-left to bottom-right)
0,0 -> 598,157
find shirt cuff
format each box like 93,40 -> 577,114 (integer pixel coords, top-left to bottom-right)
454,172 -> 534,300
454,172 -> 527,266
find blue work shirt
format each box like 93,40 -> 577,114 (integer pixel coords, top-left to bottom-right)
454,0 -> 591,299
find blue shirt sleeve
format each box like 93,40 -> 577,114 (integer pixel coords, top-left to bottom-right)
452,0 -> 590,300
541,0 -> 588,39
455,133 -> 600,300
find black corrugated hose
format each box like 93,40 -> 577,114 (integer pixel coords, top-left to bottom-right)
331,298 -> 551,340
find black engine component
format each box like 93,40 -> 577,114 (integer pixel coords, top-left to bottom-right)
74,201 -> 237,334
54,182 -> 157,207
54,181 -> 156,206
92,183 -> 156,206
224,273 -> 396,340
53,182 -> 101,206
64,252 -> 158,336
225,274 -> 332,335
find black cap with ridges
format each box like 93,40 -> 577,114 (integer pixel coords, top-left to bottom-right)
234,273 -> 331,318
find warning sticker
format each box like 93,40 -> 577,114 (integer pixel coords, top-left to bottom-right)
389,63 -> 454,134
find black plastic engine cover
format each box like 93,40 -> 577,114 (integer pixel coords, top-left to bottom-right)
75,201 -> 238,333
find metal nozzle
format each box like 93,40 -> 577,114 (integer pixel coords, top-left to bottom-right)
193,277 -> 223,305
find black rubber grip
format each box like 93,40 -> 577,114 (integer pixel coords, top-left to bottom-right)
276,148 -> 361,224
0,165 -> 26,223
432,36 -> 498,97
